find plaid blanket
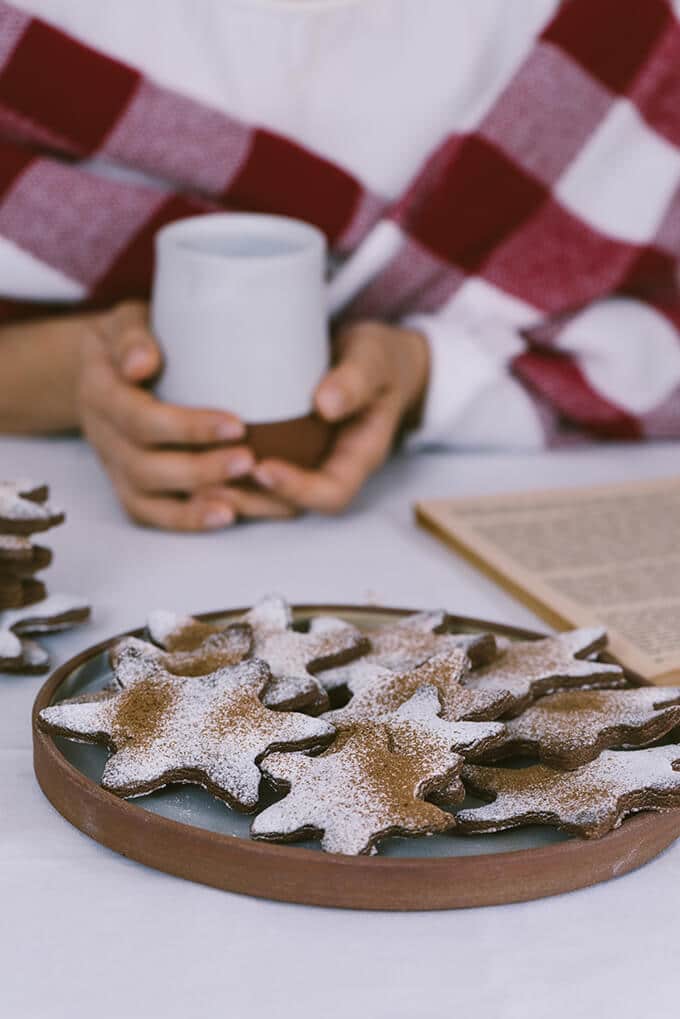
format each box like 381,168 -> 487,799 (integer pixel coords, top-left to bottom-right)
0,0 -> 679,445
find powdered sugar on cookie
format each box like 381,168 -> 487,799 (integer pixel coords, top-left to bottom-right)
0,635 -> 50,672
464,627 -> 624,718
458,746 -> 680,838
1,480 -> 89,674
253,714 -> 458,855
147,596 -> 367,713
328,650 -> 512,725
112,625 -> 252,678
319,610 -> 499,690
0,535 -> 33,557
384,684 -> 506,764
0,627 -> 22,660
489,686 -> 680,768
39,652 -> 334,809
0,593 -> 91,634
0,480 -> 64,532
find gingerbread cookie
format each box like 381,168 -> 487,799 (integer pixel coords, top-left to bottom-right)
0,593 -> 91,634
464,628 -> 624,718
111,623 -> 252,677
457,746 -> 680,838
319,610 -> 499,691
0,627 -> 22,664
0,535 -> 33,561
147,610 -> 236,653
0,536 -> 51,577
486,687 -> 680,769
253,702 -> 460,855
0,631 -> 49,673
376,683 -> 506,808
39,650 -> 334,809
375,683 -> 506,763
0,594 -> 91,674
149,596 -> 368,713
0,480 -> 64,534
456,632 -> 500,668
0,577 -> 23,610
325,665 -> 507,768
0,576 -> 46,609
330,650 -> 514,726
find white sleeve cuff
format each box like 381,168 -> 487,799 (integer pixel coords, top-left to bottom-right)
403,312 -> 526,448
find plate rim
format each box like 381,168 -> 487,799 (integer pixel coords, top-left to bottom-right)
31,604 -> 680,910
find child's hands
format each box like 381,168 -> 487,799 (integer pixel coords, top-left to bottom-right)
252,321 -> 429,513
78,306 -> 427,528
77,301 -> 269,530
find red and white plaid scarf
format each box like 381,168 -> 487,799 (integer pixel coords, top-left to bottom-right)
0,0 -> 679,443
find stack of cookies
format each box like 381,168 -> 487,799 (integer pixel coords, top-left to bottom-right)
38,597 -> 680,854
0,480 -> 90,674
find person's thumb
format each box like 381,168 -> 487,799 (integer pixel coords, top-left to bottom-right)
102,302 -> 162,383
315,325 -> 385,422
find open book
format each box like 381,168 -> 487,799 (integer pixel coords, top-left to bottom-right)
416,476 -> 680,685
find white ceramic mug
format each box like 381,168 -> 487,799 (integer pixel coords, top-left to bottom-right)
151,213 -> 332,465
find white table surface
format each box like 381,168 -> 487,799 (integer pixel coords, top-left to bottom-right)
2,435 -> 679,1018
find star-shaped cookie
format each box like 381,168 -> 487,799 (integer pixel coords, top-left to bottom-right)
110,623 -> 252,677
329,650 -> 514,724
0,535 -> 52,576
486,687 -> 680,769
456,746 -> 680,838
0,593 -> 91,635
252,706 -> 459,855
371,683 -> 506,764
0,594 -> 91,674
0,576 -> 46,609
38,650 -> 334,810
464,628 -> 624,718
0,480 -> 64,534
148,596 -> 368,713
319,610 -> 499,691
0,633 -> 49,673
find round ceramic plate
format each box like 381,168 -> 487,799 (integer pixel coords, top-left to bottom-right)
32,605 -> 680,910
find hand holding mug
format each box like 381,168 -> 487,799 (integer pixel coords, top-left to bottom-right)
78,302 -> 427,529
150,211 -> 429,523
254,320 -> 429,514
80,214 -> 428,530
77,301 -> 265,530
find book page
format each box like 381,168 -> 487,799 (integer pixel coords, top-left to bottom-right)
416,477 -> 680,684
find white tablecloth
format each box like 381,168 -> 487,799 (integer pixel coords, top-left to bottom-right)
2,435 -> 679,1018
